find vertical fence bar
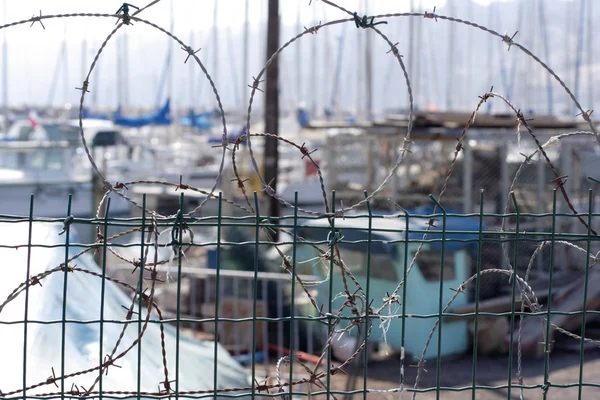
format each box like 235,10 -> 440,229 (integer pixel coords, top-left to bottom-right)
507,192 -> 521,399
277,280 -> 284,362
471,190 -> 485,398
213,193 -> 223,399
262,278 -> 269,370
190,275 -> 197,330
289,192 -> 298,395
137,195 -> 147,400
536,151 -> 545,271
429,195 -> 446,400
463,140 -> 473,213
234,277 -> 240,357
251,192 -> 261,398
22,195 -> 34,400
400,205 -> 410,397
500,142 -> 509,270
60,195 -> 72,400
363,191 -> 372,400
98,199 -> 111,398
326,191 -> 337,400
577,189 -> 593,399
542,190 -> 558,400
175,193 -> 185,400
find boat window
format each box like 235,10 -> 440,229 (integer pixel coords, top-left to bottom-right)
17,125 -> 33,140
412,248 -> 456,281
45,124 -> 80,144
27,149 -> 64,170
338,247 -> 397,281
93,131 -> 125,147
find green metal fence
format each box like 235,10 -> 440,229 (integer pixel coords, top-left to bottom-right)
0,0 -> 598,398
0,190 -> 599,400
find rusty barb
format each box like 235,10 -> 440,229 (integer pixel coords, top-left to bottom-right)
502,31 -> 518,50
146,269 -> 165,283
231,177 -> 249,190
400,138 -> 414,155
103,354 -> 122,376
426,217 -> 438,228
455,138 -> 464,152
551,175 -> 569,188
386,42 -> 402,57
45,367 -> 59,388
29,276 -> 43,287
423,6 -> 438,21
158,379 -> 176,395
75,80 -> 90,93
519,152 -> 535,164
254,377 -> 272,394
210,135 -> 234,151
248,76 -> 265,93
450,286 -> 466,295
262,177 -> 276,196
478,86 -> 495,102
114,181 -> 129,191
516,109 -> 534,124
175,176 -> 191,191
409,359 -> 428,373
576,109 -> 594,119
122,304 -> 138,320
30,10 -> 45,29
304,21 -> 321,35
181,45 -> 201,64
299,142 -> 318,159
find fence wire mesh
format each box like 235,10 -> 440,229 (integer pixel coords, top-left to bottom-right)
1,0 -> 600,399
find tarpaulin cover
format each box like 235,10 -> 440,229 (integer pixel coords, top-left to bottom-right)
0,221 -> 250,397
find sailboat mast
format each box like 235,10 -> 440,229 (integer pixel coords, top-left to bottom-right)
212,0 -> 219,91
167,0 -> 174,105
295,2 -> 302,104
123,31 -> 129,106
408,0 -> 415,110
446,1 -> 455,110
311,2 -> 317,115
365,0 -> 373,120
81,40 -> 87,88
2,0 -> 8,129
536,0 -> 552,114
91,41 -> 100,108
356,0 -> 363,119
189,30 -> 195,108
117,36 -> 122,107
63,23 -> 68,107
415,0 -> 423,110
573,0 -> 585,115
243,0 -> 250,110
486,2 -> 494,113
587,0 -> 593,109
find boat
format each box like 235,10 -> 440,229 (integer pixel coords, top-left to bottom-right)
269,207 -> 483,359
0,118 -> 133,219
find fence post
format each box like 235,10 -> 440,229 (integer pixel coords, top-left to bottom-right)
462,139 -> 473,213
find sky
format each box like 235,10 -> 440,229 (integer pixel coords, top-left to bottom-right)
1,0 -> 530,47
0,0 -> 587,113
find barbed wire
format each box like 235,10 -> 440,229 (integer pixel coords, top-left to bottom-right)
0,0 -> 598,398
